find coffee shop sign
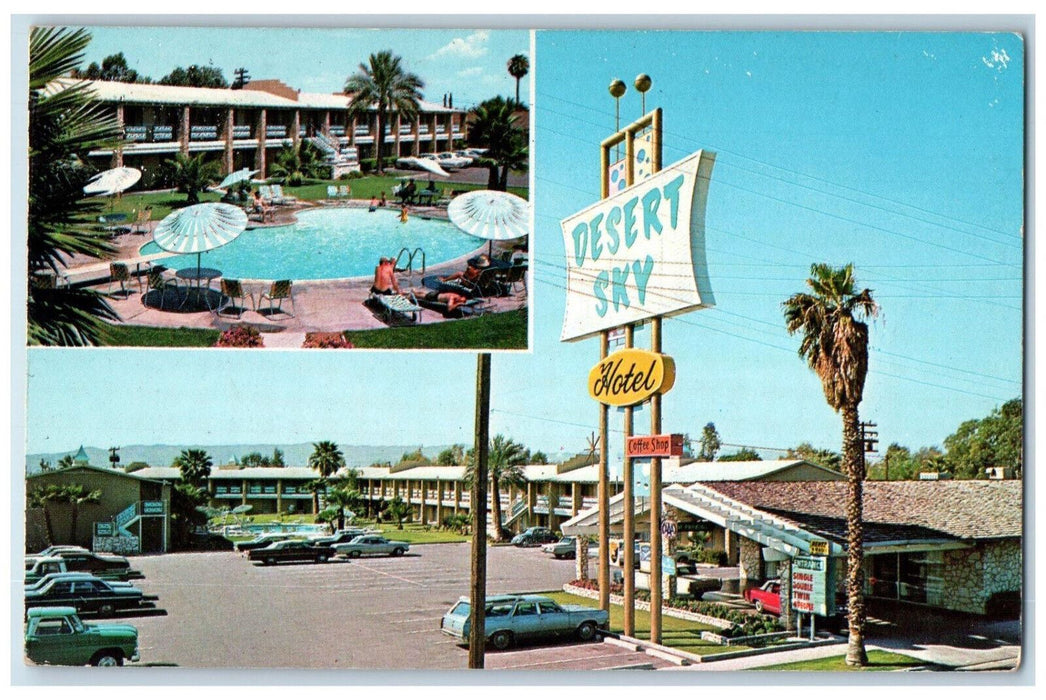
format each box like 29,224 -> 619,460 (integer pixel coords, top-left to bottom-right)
588,348 -> 675,407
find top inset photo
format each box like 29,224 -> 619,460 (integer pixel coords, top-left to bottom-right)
27,26 -> 530,350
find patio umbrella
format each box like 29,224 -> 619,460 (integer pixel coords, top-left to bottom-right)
413,157 -> 451,178
83,166 -> 142,196
152,202 -> 247,275
218,167 -> 259,189
447,189 -> 530,256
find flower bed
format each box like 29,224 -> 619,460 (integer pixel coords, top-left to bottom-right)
214,325 -> 263,348
700,630 -> 795,647
302,332 -> 354,349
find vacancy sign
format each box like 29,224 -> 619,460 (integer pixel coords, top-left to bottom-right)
561,150 -> 717,342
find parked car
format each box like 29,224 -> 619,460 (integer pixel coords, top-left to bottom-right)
453,150 -> 476,165
744,580 -> 782,615
511,527 -> 558,547
186,531 -> 234,552
307,528 -> 370,547
52,551 -> 140,579
440,594 -> 609,650
334,535 -> 410,558
25,575 -> 151,616
234,533 -> 295,553
435,151 -> 471,169
247,540 -> 335,566
542,537 -> 578,559
26,573 -> 137,595
29,545 -> 90,558
24,606 -> 139,667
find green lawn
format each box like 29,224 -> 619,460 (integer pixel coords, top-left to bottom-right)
545,591 -> 742,657
99,324 -> 219,347
345,309 -> 527,350
758,649 -> 927,671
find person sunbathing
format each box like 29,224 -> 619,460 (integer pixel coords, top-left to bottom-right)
424,290 -> 468,312
441,254 -> 491,284
371,257 -> 401,295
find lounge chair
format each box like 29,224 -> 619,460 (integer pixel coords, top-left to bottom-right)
369,292 -> 422,325
415,291 -> 485,319
421,275 -> 480,299
258,185 -> 275,205
143,266 -> 182,310
271,184 -> 296,205
217,278 -> 252,319
501,263 -> 528,294
107,262 -> 136,298
258,279 -> 295,318
327,185 -> 339,199
338,185 -> 351,198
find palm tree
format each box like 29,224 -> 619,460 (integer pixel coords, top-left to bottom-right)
303,477 -> 328,515
28,27 -> 124,346
383,496 -> 412,530
28,485 -> 68,545
468,97 -> 528,191
63,484 -> 102,546
163,152 -> 220,204
506,54 -> 529,105
344,50 -> 424,174
269,142 -> 327,186
173,448 -> 213,486
464,434 -> 528,542
308,441 -> 345,479
783,262 -> 878,667
325,486 -> 361,531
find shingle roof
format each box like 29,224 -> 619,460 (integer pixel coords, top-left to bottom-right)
707,480 -> 1022,541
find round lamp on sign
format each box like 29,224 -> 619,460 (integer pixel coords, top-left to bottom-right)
635,73 -> 652,113
609,79 -> 627,99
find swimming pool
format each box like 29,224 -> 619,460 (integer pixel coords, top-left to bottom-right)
139,207 -> 481,281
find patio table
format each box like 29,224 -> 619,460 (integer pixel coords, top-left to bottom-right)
177,267 -> 222,310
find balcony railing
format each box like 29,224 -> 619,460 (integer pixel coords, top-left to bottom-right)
329,125 -> 346,137
189,125 -> 219,140
354,126 -> 371,137
266,125 -> 288,138
123,124 -> 175,142
232,125 -> 252,138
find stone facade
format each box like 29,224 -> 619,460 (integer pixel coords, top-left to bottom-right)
738,537 -> 763,582
942,539 -> 1021,614
93,535 -> 140,555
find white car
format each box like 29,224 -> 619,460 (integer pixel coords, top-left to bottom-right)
334,535 -> 410,558
435,152 -> 471,169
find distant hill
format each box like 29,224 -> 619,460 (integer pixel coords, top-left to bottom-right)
25,443 -> 462,476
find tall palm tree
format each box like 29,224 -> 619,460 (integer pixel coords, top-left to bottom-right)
464,434 -> 527,542
28,485 -> 68,545
506,54 -> 529,105
344,50 -> 424,174
269,142 -> 327,186
303,477 -> 328,515
468,97 -> 528,191
63,484 -> 102,546
173,448 -> 213,486
783,262 -> 878,667
28,26 -> 124,346
163,152 -> 220,204
308,441 -> 345,479
325,486 -> 362,531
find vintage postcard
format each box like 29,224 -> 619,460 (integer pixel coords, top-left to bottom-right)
19,22 -> 1024,680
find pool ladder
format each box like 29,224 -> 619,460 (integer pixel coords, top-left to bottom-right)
394,247 -> 426,281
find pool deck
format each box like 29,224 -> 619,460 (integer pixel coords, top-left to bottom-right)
64,199 -> 528,346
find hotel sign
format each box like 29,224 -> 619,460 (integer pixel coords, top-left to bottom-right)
627,433 -> 685,458
791,555 -> 835,616
561,150 -> 717,342
588,348 -> 675,407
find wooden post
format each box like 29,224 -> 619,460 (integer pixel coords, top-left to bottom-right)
649,316 -> 663,644
623,323 -> 636,636
597,331 -> 610,614
468,353 -> 491,669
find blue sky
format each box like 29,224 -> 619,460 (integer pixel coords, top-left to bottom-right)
27,30 -> 1024,465
78,26 -> 529,108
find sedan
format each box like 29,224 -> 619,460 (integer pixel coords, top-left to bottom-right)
25,575 -> 150,616
511,527 -> 558,547
440,594 -> 609,650
234,533 -> 295,553
52,551 -> 139,579
307,528 -> 370,547
333,535 -> 409,558
247,540 -> 335,566
542,537 -> 579,559
744,580 -> 782,615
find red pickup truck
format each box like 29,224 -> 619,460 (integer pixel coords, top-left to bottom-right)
744,580 -> 782,614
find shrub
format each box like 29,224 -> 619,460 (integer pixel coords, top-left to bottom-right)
302,332 -> 354,349
214,325 -> 263,348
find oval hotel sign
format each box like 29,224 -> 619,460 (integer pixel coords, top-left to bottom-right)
561,150 -> 717,343
588,348 -> 676,407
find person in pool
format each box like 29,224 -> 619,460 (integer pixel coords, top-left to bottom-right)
400,204 -> 409,223
371,257 -> 402,295
379,191 -> 388,207
369,196 -> 378,212
441,254 -> 491,285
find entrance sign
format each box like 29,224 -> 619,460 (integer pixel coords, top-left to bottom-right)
792,555 -> 835,616
627,433 -> 685,458
561,150 -> 717,342
588,348 -> 676,407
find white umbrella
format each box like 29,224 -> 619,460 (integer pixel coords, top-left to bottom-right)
447,190 -> 530,255
218,167 -> 259,189
84,166 -> 142,196
413,157 -> 451,178
152,202 -> 247,274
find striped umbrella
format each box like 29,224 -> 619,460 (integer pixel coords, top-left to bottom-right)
152,203 -> 247,275
447,190 -> 530,256
218,167 -> 259,189
83,166 -> 142,196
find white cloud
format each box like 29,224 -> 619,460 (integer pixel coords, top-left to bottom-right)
432,31 -> 490,59
457,67 -> 483,78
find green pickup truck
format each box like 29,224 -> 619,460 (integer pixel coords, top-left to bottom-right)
24,606 -> 140,666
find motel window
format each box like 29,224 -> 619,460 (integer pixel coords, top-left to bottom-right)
870,551 -> 945,606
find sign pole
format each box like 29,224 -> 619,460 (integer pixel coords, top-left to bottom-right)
622,324 -> 636,636
468,353 -> 490,669
649,316 -> 663,644
597,331 -> 610,614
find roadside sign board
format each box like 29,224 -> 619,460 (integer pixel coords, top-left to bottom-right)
94,522 -> 114,537
662,555 -> 677,576
627,433 -> 685,458
809,540 -> 830,557
142,500 -> 165,515
791,555 -> 835,616
588,349 -> 675,407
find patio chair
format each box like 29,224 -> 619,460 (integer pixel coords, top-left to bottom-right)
501,263 -> 528,295
338,185 -> 351,198
370,292 -> 422,326
327,185 -> 339,199
217,278 -> 253,319
131,207 -> 153,235
473,266 -> 512,298
143,266 -> 182,310
258,185 -> 275,205
271,184 -> 297,205
31,270 -> 69,290
258,279 -> 295,318
107,262 -> 136,298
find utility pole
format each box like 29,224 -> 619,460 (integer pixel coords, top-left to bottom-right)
859,422 -> 878,478
232,67 -> 250,90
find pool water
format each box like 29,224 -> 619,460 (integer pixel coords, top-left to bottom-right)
139,207 -> 481,280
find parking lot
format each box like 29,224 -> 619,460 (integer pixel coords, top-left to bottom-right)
120,542 -> 667,671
